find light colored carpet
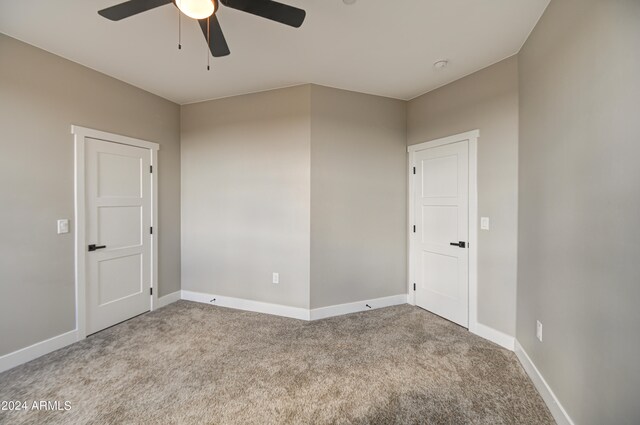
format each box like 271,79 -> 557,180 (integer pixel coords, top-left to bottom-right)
0,301 -> 554,424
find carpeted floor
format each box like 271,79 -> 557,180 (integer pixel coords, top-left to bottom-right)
0,301 -> 554,424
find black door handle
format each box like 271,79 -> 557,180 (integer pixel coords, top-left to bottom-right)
88,244 -> 107,252
450,241 -> 466,248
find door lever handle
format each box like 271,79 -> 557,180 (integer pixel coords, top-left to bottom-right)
88,244 -> 107,252
450,241 -> 466,248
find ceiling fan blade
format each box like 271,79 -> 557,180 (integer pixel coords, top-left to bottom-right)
220,0 -> 306,28
198,15 -> 231,57
98,0 -> 173,21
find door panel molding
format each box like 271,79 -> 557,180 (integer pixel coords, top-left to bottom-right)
407,130 -> 479,333
72,125 -> 159,340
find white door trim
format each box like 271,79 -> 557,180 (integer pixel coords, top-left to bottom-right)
407,130 -> 479,334
72,125 -> 159,340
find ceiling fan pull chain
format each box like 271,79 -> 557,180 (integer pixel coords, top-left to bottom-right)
178,7 -> 182,50
207,17 -> 211,71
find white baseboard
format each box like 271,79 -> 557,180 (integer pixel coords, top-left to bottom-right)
515,340 -> 575,425
156,291 -> 181,308
181,291 -> 408,322
309,294 -> 408,320
0,329 -> 79,374
472,323 -> 515,351
181,290 -> 310,320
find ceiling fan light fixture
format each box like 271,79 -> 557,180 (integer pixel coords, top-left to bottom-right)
176,0 -> 215,20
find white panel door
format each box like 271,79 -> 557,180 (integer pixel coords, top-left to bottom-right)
413,140 -> 469,327
85,138 -> 151,334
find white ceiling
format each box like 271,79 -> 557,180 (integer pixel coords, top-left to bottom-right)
0,0 -> 549,105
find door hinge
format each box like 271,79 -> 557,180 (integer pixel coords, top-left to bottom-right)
413,225 -> 416,233
150,165 -> 153,173
150,287 -> 153,296
150,227 -> 153,235
413,167 -> 416,175
413,283 -> 416,291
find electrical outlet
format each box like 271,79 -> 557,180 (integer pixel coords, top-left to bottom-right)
536,320 -> 543,342
480,217 -> 490,230
272,272 -> 279,284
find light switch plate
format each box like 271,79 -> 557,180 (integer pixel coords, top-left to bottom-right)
480,217 -> 490,230
272,272 -> 279,284
57,219 -> 69,234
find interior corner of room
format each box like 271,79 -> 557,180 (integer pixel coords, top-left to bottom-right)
1,0 -> 639,424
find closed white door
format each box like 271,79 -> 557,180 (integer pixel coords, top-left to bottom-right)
413,140 -> 469,327
85,138 -> 152,334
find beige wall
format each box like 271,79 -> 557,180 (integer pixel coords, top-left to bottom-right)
180,86 -> 312,308
0,34 -> 181,356
310,85 -> 407,309
180,84 -> 407,310
407,56 -> 520,336
517,1 -> 640,423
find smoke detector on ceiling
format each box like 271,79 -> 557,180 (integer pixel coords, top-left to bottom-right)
433,60 -> 449,69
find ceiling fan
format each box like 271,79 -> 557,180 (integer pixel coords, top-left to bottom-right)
98,0 -> 306,58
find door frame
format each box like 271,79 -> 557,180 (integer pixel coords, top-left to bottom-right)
72,125 -> 159,340
407,130 -> 479,333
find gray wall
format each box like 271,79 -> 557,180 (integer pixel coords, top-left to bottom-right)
310,85 -> 407,309
180,84 -> 407,310
180,86 -> 311,309
0,34 -> 181,356
517,1 -> 640,423
407,57 -> 520,336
